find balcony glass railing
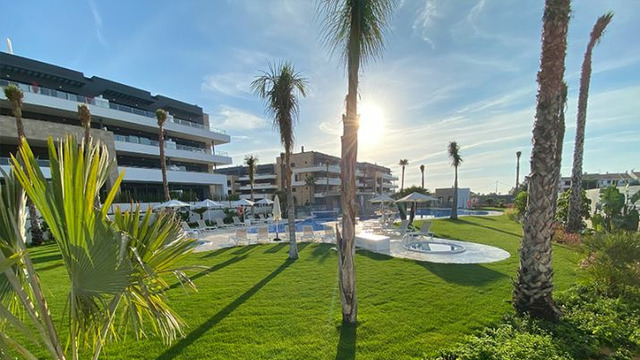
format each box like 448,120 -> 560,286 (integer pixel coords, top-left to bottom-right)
118,164 -> 210,174
0,157 -> 49,167
114,135 -> 211,154
1,79 -> 227,135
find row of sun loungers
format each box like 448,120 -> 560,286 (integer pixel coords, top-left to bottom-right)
229,225 -> 336,245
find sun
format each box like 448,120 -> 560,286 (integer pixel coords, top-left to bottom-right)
358,103 -> 385,145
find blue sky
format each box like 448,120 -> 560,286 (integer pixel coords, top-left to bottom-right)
2,0 -> 638,194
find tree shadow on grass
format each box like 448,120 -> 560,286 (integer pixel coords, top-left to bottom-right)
157,259 -> 295,360
167,255 -> 248,290
232,244 -> 259,255
419,262 -> 507,286
199,246 -> 234,259
264,242 -> 287,253
36,262 -> 64,272
356,249 -> 393,261
453,218 -> 522,238
31,253 -> 62,264
308,244 -> 334,263
335,323 -> 357,360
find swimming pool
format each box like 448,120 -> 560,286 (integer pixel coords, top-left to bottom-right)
414,208 -> 489,218
247,217 -> 335,233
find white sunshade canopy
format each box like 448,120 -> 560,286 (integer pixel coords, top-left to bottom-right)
234,199 -> 255,207
156,199 -> 191,208
193,199 -> 224,209
272,195 -> 282,221
256,198 -> 274,205
395,192 -> 438,203
369,194 -> 395,203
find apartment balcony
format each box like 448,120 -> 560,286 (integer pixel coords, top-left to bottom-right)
0,80 -> 230,145
239,193 -> 273,200
114,135 -> 232,165
0,157 -> 51,178
292,164 -> 340,174
119,166 -> 226,185
314,191 -> 341,198
238,174 -> 277,181
382,183 -> 399,189
380,173 -> 399,181
237,183 -> 278,191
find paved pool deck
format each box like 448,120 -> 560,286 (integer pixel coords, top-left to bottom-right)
192,217 -> 510,264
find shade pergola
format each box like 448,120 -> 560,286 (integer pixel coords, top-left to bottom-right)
256,198 -> 274,205
395,192 -> 438,203
368,193 -> 395,203
193,199 -> 223,209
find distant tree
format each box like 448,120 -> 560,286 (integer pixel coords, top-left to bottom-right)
420,164 -> 425,189
399,159 -> 409,192
3,84 -> 43,245
515,151 -> 522,194
155,109 -> 170,201
392,185 -> 430,200
245,154 -> 258,204
566,13 -> 613,233
252,61 -> 307,260
448,141 -> 463,220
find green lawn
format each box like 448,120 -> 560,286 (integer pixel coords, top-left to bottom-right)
24,215 -> 583,359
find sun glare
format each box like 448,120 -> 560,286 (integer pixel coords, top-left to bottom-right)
358,103 -> 384,145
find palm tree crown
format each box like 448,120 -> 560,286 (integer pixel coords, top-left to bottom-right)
251,61 -> 307,153
448,142 -> 462,168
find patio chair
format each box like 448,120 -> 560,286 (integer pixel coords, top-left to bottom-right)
256,226 -> 270,243
232,216 -> 246,227
258,214 -> 271,224
403,220 -> 434,243
180,221 -> 200,237
321,226 -> 336,243
301,225 -> 316,242
229,228 -> 249,245
215,218 -> 232,228
197,220 -> 216,232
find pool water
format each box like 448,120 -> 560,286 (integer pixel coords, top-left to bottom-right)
414,208 -> 489,218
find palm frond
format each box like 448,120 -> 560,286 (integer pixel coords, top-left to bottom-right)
448,141 -> 463,167
318,0 -> 397,66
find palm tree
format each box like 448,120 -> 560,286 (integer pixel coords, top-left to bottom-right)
566,13 -> 613,233
513,0 -> 570,321
399,159 -> 408,192
3,135 -> 197,359
420,164 -> 425,189
3,84 -> 44,245
448,142 -> 462,220
78,103 -> 92,146
252,61 -> 307,260
156,109 -> 170,201
245,154 -> 258,204
515,151 -> 522,193
319,0 -> 396,324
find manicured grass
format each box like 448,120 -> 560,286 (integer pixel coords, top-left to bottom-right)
23,215 -> 583,359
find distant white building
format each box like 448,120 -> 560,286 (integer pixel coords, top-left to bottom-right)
434,188 -> 471,209
558,171 -> 640,193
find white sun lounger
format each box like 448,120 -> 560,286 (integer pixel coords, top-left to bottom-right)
256,226 -> 270,243
215,218 -> 232,228
403,220 -> 434,243
180,221 -> 200,237
229,228 -> 249,245
197,220 -> 216,232
233,216 -> 246,227
321,226 -> 336,243
301,225 -> 316,242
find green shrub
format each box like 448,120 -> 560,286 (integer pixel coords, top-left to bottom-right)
514,191 -> 528,218
555,189 -> 591,227
505,208 -> 519,222
581,232 -> 640,297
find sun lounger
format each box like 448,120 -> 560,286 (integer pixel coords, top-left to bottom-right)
215,218 -> 232,228
301,225 -> 316,242
256,226 -> 270,243
384,219 -> 409,237
403,220 -> 434,243
197,220 -> 216,232
233,216 -> 246,227
180,221 -> 200,237
229,228 -> 249,245
321,226 -> 336,243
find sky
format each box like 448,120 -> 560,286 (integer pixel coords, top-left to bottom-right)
1,0 -> 638,194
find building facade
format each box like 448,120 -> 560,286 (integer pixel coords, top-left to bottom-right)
434,188 -> 471,209
216,164 -> 278,200
275,149 -> 398,210
558,171 -> 640,193
0,52 -> 231,200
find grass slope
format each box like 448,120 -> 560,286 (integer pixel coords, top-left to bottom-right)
23,215 -> 583,359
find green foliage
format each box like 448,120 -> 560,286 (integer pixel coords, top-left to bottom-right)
227,193 -> 240,201
581,232 -> 640,297
556,189 -> 591,226
514,191 -> 528,218
597,186 -> 639,232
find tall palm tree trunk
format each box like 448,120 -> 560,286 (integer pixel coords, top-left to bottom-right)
515,152 -> 521,193
9,94 -> 44,245
514,0 -> 569,321
451,167 -> 458,219
285,150 -> 298,259
158,125 -> 170,201
421,169 -> 424,189
401,166 -> 405,192
566,13 -> 613,233
338,26 -> 361,324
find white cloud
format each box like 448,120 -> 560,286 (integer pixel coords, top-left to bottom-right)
88,0 -> 106,45
212,106 -> 268,131
412,0 -> 442,47
201,72 -> 253,98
